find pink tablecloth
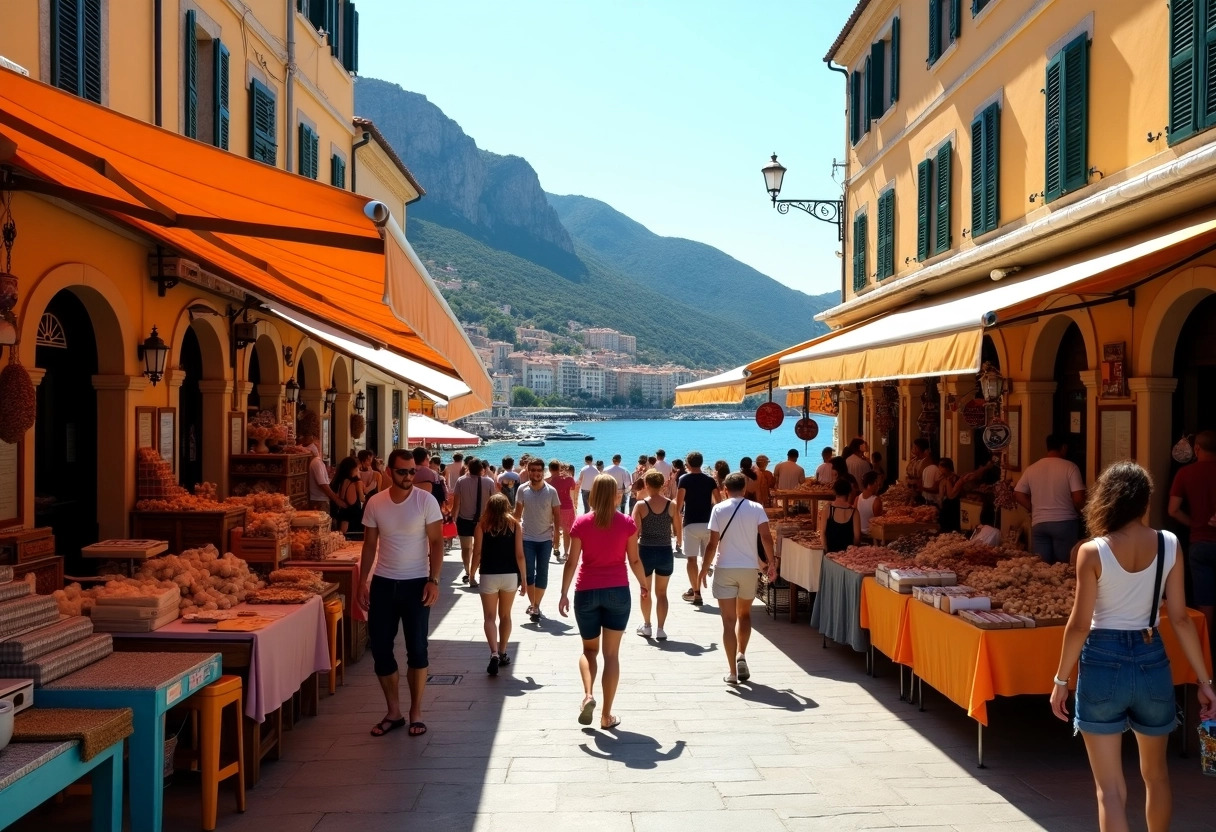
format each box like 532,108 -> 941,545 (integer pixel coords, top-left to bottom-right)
112,595 -> 330,722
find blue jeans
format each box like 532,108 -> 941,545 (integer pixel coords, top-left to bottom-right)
581,490 -> 591,512
523,540 -> 553,589
1190,540 -> 1216,607
1074,630 -> 1177,736
1031,519 -> 1080,564
573,586 -> 630,638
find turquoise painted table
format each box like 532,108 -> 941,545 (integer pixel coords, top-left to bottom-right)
36,651 -> 221,832
0,739 -> 123,831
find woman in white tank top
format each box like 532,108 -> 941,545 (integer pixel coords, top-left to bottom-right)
1051,462 -> 1214,832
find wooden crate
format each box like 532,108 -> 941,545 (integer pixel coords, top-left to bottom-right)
16,555 -> 64,595
130,507 -> 247,555
229,454 -> 311,509
230,529 -> 289,565
870,521 -> 938,544
0,527 -> 56,564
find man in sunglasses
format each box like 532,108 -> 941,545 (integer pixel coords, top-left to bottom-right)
359,448 -> 445,738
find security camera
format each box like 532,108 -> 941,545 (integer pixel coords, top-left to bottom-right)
982,311 -> 998,327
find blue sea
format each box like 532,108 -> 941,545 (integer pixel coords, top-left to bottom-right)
447,417 -> 839,470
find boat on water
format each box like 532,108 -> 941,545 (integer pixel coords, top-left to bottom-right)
545,431 -> 595,441
518,436 -> 546,446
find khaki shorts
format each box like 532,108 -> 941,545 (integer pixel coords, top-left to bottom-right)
478,573 -> 520,595
712,567 -> 759,601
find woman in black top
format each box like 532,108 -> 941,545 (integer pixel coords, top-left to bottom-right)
330,457 -> 365,534
820,478 -> 860,554
472,494 -> 526,675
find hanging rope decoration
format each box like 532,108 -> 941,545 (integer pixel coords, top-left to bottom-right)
350,413 -> 365,439
0,191 -> 19,345
0,191 -> 33,443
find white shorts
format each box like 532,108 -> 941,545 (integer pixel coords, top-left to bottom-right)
478,573 -> 520,595
712,567 -> 758,601
683,524 -> 711,559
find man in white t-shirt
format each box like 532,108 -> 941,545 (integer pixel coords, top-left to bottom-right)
307,454 -> 345,513
358,448 -> 444,738
604,454 -> 632,512
814,447 -> 836,486
652,449 -> 673,481
701,473 -> 776,686
773,449 -> 806,491
1014,434 -> 1086,564
921,452 -> 943,506
577,454 -> 598,513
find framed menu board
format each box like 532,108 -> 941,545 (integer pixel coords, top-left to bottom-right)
228,412 -> 246,456
1097,405 -> 1136,473
0,438 -> 19,528
136,406 -> 156,450
157,407 -> 177,473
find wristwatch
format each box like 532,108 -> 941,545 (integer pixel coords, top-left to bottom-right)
427,577 -> 440,585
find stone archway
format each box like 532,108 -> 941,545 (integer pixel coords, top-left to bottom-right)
248,333 -> 283,415
1019,309 -> 1097,475
330,355 -> 353,461
296,345 -> 323,447
1138,266 -> 1216,378
169,304 -> 231,493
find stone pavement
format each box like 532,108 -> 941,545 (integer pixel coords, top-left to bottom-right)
16,550 -> 1216,831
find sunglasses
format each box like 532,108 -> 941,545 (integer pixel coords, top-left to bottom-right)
392,467 -> 416,476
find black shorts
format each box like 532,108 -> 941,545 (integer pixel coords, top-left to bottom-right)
456,516 -> 478,537
368,575 -> 431,676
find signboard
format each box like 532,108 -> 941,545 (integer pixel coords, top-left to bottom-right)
1101,342 -> 1128,398
1098,405 -> 1136,473
794,417 -> 819,441
983,419 -> 1012,451
961,399 -> 988,429
157,407 -> 177,473
755,402 -> 784,431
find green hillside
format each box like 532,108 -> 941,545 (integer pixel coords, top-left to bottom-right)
548,193 -> 836,343
408,218 -> 790,369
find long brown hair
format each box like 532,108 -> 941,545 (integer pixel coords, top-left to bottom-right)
589,474 -> 620,529
479,493 -> 516,536
1083,461 -> 1151,538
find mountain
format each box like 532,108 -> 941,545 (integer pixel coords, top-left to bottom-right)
548,194 -> 835,344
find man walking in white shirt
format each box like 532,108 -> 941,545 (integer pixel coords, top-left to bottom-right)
1014,434 -> 1085,564
577,454 -> 598,513
773,449 -> 806,491
604,454 -> 632,513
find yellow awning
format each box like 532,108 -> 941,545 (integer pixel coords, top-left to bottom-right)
779,215 -> 1216,388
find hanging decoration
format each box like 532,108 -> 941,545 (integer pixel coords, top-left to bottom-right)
918,378 -> 941,437
0,352 -> 35,443
982,418 -> 1012,451
350,412 -> 366,439
755,381 -> 784,431
961,398 -> 989,429
0,191 -> 19,347
794,417 -> 819,441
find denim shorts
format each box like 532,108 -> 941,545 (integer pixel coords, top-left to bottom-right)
573,586 -> 630,639
368,576 -> 431,676
1074,629 -> 1178,736
639,544 -> 674,577
522,540 -> 553,589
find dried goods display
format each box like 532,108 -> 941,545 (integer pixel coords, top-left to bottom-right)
246,587 -> 313,604
910,533 -> 1018,582
827,545 -> 916,574
993,477 -> 1018,510
289,526 -> 345,560
959,609 -> 1034,629
965,556 -> 1076,621
181,610 -> 263,623
247,410 -> 288,449
880,483 -> 920,508
884,532 -> 935,557
136,446 -> 189,501
268,567 -> 325,592
871,505 -> 939,526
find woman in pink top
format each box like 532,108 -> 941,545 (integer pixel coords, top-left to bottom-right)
547,459 -> 577,563
558,473 -> 648,730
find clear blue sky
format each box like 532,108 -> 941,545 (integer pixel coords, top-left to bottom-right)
356,0 -> 858,299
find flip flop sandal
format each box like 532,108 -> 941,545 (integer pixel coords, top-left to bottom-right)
498,653 -> 511,666
578,697 -> 596,725
370,716 -> 407,737
681,589 -> 696,602
601,716 -> 621,730
408,721 -> 428,737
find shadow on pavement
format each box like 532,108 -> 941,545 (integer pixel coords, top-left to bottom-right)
725,679 -> 818,711
653,638 -> 718,657
578,727 -> 687,769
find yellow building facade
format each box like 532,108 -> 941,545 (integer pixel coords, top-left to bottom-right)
0,2 -> 479,563
798,0 -> 1216,526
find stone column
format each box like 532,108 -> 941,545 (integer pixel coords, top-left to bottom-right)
92,374 -> 149,540
898,379 -> 926,485
197,380 -> 233,496
1130,377 -> 1178,527
334,392 -> 353,461
1080,369 -> 1103,485
943,376 -> 978,472
256,383 -> 283,418
19,369 -> 47,528
1010,380 -> 1056,469
233,381 -> 254,414
836,388 -> 861,452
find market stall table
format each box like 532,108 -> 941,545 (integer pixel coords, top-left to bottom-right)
285,547 -> 367,663
34,651 -> 220,832
777,538 -> 822,623
109,595 -> 331,787
0,740 -> 124,832
808,557 -> 870,653
770,489 -> 831,522
858,577 -> 916,693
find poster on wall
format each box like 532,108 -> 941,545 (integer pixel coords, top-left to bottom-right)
158,407 -> 177,474
1101,342 -> 1128,398
0,439 -> 18,527
1098,406 -> 1136,473
136,407 -> 156,449
229,412 -> 246,457
1005,406 -> 1021,471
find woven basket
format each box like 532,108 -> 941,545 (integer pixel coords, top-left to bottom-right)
0,616 -> 94,663
0,633 -> 114,686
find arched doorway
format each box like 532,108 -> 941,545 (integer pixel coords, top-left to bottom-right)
1052,322 -> 1088,478
179,327 -> 204,488
248,334 -> 280,415
35,291 -> 98,570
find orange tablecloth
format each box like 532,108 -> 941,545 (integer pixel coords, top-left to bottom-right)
859,578 -> 913,665
905,601 -> 1212,726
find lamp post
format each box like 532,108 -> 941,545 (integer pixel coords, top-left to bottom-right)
324,384 -> 337,413
978,362 -> 1005,403
284,378 -> 300,405
139,326 -> 169,386
354,389 -> 366,415
761,154 -> 844,241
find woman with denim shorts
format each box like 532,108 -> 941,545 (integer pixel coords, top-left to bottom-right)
632,469 -> 682,641
558,474 -> 649,730
1051,461 -> 1215,831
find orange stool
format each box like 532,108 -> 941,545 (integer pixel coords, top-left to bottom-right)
325,597 -> 345,694
182,675 -> 246,831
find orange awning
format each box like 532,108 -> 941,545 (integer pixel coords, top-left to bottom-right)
0,67 -> 491,412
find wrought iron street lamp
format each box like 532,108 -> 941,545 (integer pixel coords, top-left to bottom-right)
978,362 -> 1005,402
138,326 -> 169,386
284,378 -> 300,404
762,154 -> 844,241
324,384 -> 338,413
354,389 -> 366,415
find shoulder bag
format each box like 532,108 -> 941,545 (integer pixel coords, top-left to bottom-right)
1142,531 -> 1166,644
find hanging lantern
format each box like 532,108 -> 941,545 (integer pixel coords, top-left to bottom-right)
354,389 -> 366,415
978,362 -> 1005,402
138,326 -> 169,386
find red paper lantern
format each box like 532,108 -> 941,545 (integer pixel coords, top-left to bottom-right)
755,402 -> 785,431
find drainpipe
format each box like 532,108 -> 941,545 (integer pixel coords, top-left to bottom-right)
827,61 -> 850,302
350,130 -> 371,192
153,0 -> 163,125
285,1 -> 295,171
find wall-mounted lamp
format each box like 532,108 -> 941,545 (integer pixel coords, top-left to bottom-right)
324,384 -> 338,413
989,266 -> 1022,282
284,378 -> 300,404
978,362 -> 1005,402
828,385 -> 842,407
761,153 -> 844,241
138,325 -> 169,386
283,346 -> 294,367
354,389 -> 366,415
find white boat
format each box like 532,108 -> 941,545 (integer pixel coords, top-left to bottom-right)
518,436 -> 546,446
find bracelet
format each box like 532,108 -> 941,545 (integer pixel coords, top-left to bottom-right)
1053,675 -> 1068,686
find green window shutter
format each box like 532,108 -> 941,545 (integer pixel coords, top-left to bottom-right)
877,191 -> 895,280
970,114 -> 984,234
52,0 -> 101,102
928,0 -> 941,65
184,11 -> 198,139
916,159 -> 932,261
870,41 -> 886,118
299,125 -> 319,179
214,41 -> 231,149
1169,0 -> 1199,143
863,55 -> 873,128
850,70 -> 862,144
890,17 -> 900,104
342,3 -> 359,73
934,142 -> 952,254
1045,51 -> 1062,200
1060,35 -> 1089,195
331,154 -> 346,188
876,197 -> 889,281
1202,0 -> 1216,127
950,0 -> 962,40
853,214 -> 868,292
81,0 -> 101,102
329,0 -> 340,56
249,79 -> 277,165
982,103 -> 1000,234
308,0 -> 328,32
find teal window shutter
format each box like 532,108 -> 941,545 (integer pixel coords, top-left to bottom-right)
299,125 -> 319,179
214,41 -> 231,149
876,198 -> 889,282
934,142 -> 952,254
863,55 -> 873,128
850,70 -> 862,144
1046,35 -> 1089,202
51,0 -> 102,102
342,2 -> 359,73
853,214 -> 868,292
1169,0 -> 1199,142
1045,51 -> 1063,200
970,114 -> 984,234
928,0 -> 941,65
331,154 -> 346,188
970,104 -> 1000,236
950,0 -> 962,40
890,17 -> 900,104
184,11 -> 198,139
870,41 -> 886,118
1202,1 -> 1216,127
308,0 -> 328,32
916,159 -> 932,261
249,79 -> 277,165
329,0 -> 340,56
877,191 -> 895,280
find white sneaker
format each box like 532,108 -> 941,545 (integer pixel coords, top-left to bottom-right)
655,627 -> 667,641
636,623 -> 652,638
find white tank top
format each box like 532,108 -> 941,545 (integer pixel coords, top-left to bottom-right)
1090,531 -> 1177,631
856,494 -> 878,535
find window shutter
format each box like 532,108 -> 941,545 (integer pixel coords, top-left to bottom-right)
970,114 -> 984,235
917,159 -> 932,261
982,103 -> 1000,234
1044,52 -> 1063,201
876,197 -> 889,282
853,214 -> 868,292
214,41 -> 230,149
249,79 -> 277,165
934,142 -> 952,254
870,41 -> 885,118
864,55 -> 873,128
1060,36 -> 1089,195
342,2 -> 359,73
299,125 -> 319,179
330,0 -> 340,55
877,192 -> 895,280
950,0 -> 962,40
80,0 -> 101,103
928,0 -> 941,64
308,0 -> 328,32
51,0 -> 81,97
850,70 -> 862,144
1203,0 -> 1216,127
890,17 -> 900,104
184,11 -> 198,139
1169,0 -> 1199,142
331,154 -> 346,188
